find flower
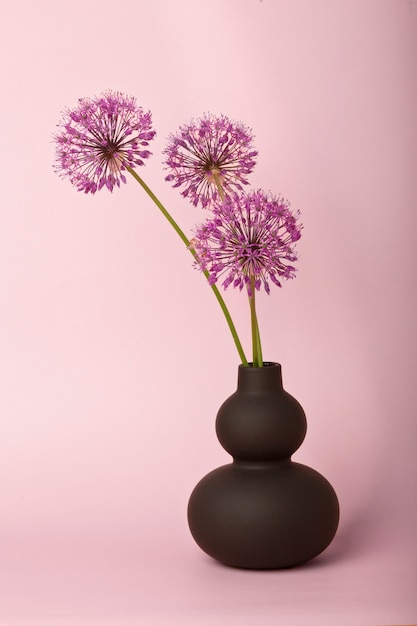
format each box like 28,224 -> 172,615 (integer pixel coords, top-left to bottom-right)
192,190 -> 302,296
53,90 -> 156,193
163,113 -> 258,208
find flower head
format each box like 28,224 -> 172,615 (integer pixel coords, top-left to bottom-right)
192,190 -> 302,296
164,113 -> 257,208
53,90 -> 156,193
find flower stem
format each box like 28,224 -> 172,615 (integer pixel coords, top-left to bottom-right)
126,166 -> 248,366
213,173 -> 225,201
249,276 -> 263,367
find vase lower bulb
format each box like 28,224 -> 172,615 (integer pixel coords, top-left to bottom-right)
187,363 -> 339,570
188,460 -> 339,569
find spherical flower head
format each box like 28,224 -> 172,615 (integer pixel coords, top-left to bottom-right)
192,190 -> 302,296
163,113 -> 258,208
53,90 -> 156,194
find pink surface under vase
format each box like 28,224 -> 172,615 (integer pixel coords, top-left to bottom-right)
187,362 -> 340,569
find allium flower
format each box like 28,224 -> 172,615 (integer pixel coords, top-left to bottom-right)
192,190 -> 302,296
53,90 -> 156,193
164,113 -> 258,208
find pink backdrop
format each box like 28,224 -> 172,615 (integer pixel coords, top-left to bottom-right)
1,0 -> 416,624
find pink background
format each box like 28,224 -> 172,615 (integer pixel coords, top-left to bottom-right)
1,0 -> 416,624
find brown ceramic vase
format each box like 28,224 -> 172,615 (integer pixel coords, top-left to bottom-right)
187,362 -> 340,569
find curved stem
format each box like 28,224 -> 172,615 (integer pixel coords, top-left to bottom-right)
126,166 -> 248,366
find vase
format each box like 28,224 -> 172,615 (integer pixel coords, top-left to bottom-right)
187,362 -> 340,569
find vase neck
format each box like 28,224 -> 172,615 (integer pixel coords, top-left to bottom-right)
237,362 -> 283,393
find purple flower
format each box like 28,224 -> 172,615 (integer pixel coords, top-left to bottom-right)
53,90 -> 156,193
164,113 -> 257,208
192,190 -> 302,295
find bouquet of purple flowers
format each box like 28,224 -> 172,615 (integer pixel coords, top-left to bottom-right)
54,90 -> 302,367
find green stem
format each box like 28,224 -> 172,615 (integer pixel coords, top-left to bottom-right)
213,172 -> 225,201
249,276 -> 263,367
126,166 -> 248,366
